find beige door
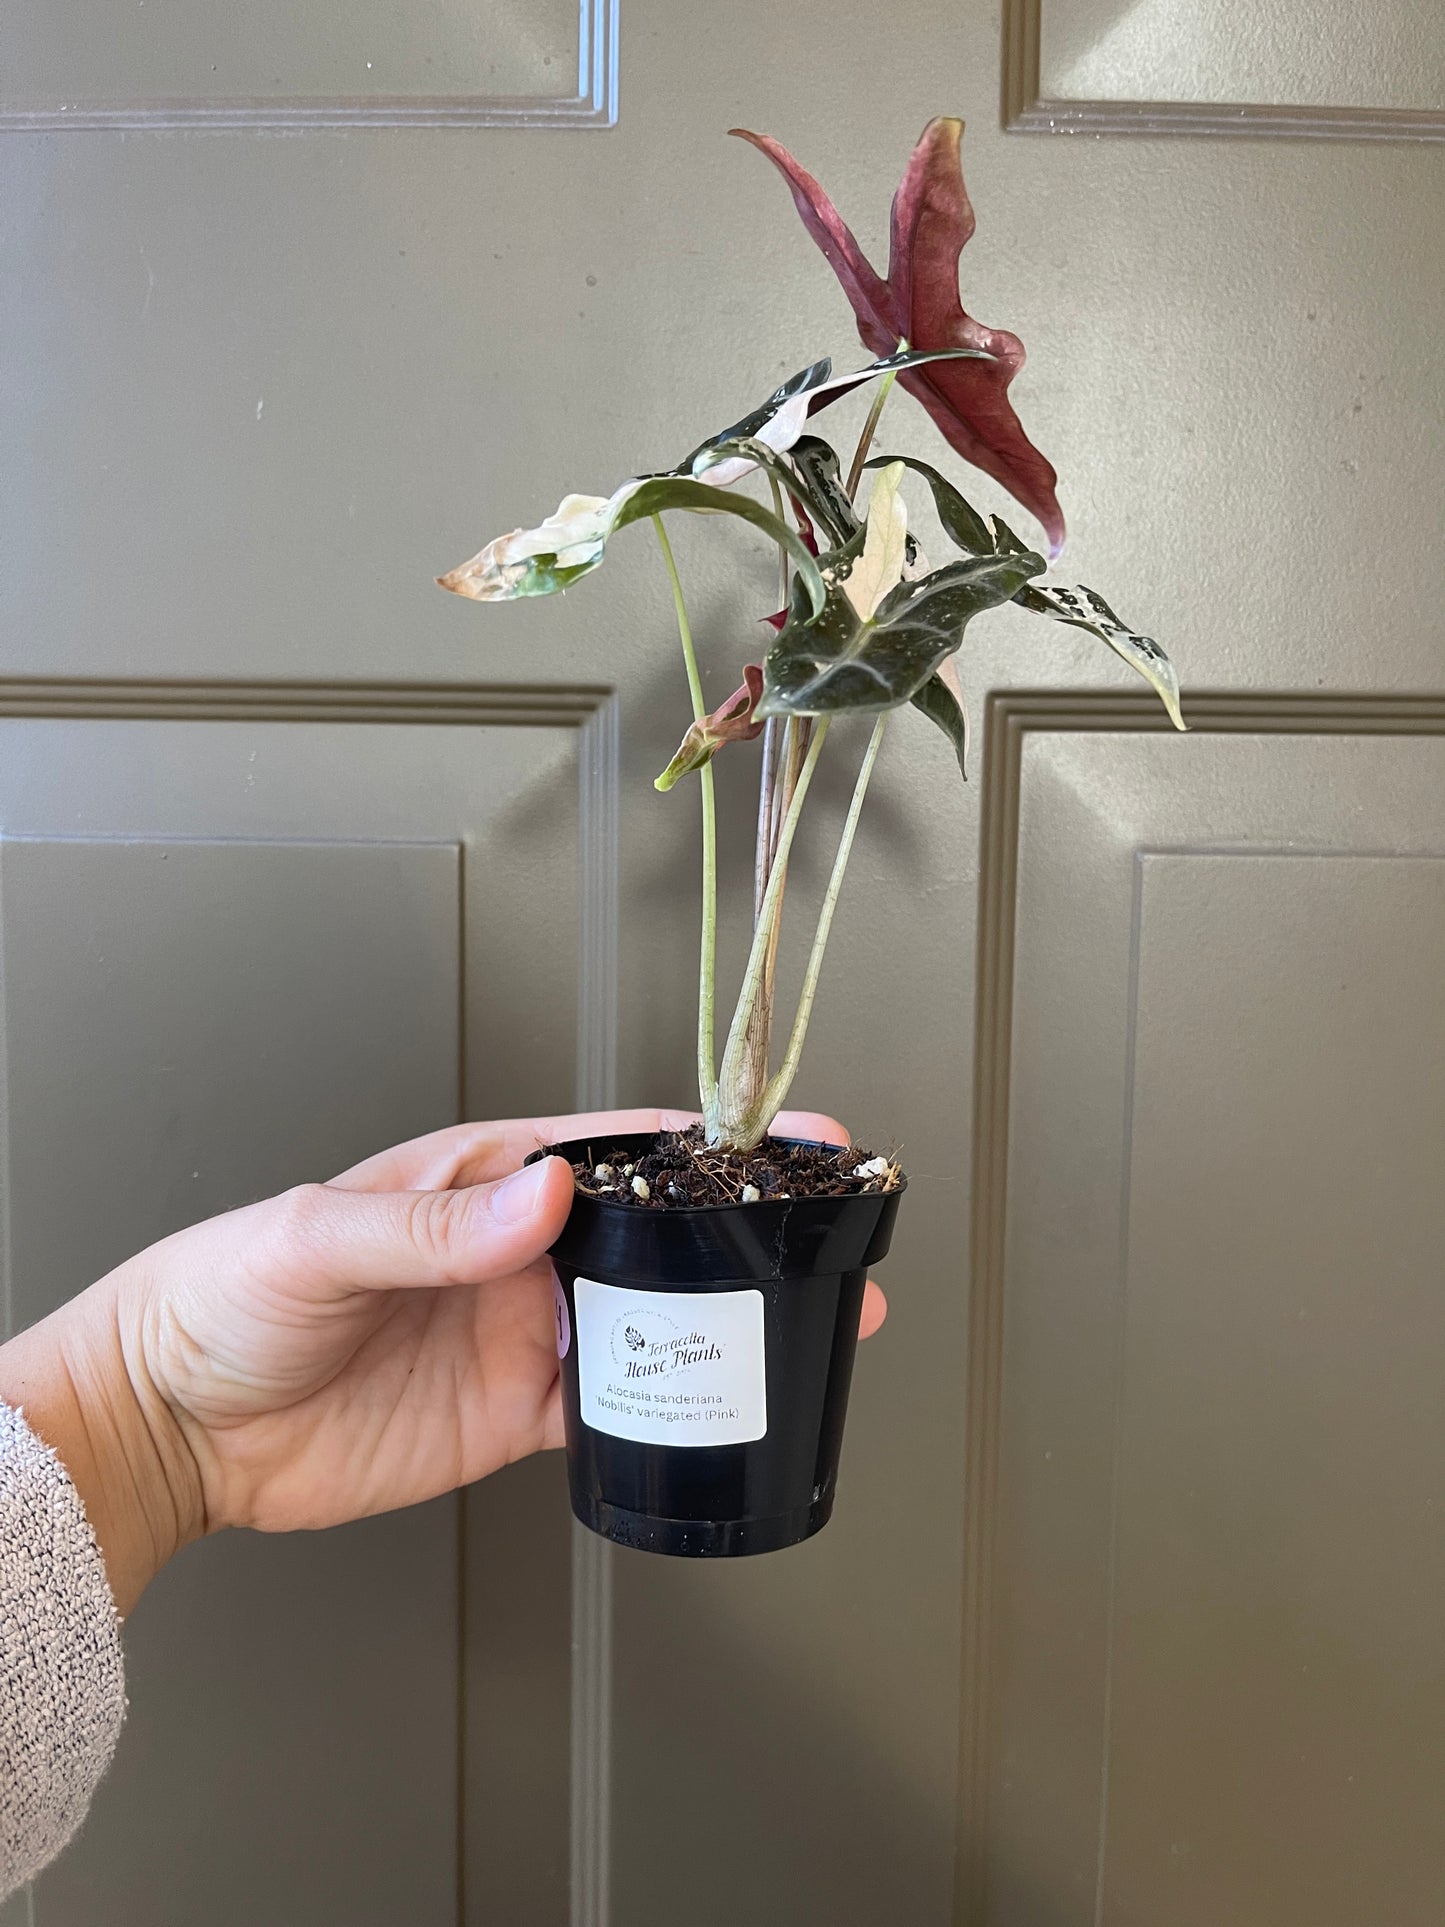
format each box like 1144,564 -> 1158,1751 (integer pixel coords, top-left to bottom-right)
3,2 -> 1442,1923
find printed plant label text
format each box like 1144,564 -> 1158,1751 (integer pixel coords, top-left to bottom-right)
573,1277 -> 767,1446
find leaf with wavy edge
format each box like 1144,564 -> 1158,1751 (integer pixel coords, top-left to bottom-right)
436,355 -> 977,607
439,473 -> 825,615
1014,583 -> 1187,730
758,544 -> 1044,720
732,120 -> 1065,554
860,460 -> 1185,731
864,452 -> 992,556
681,346 -> 994,489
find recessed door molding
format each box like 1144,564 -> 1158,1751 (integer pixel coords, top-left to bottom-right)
1002,0 -> 1445,141
0,0 -> 619,132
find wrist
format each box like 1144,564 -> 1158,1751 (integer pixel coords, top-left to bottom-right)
0,1273 -> 207,1616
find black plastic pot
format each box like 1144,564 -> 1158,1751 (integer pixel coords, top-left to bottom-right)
543,1132 -> 903,1558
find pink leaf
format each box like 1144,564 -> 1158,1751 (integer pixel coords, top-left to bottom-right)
728,129 -> 901,347
655,664 -> 766,791
731,119 -> 1065,556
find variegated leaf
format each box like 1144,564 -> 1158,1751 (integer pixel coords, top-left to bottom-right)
1014,582 -> 1186,730
758,545 -> 1044,719
845,462 -> 908,621
441,474 -> 826,615
681,348 -> 994,489
788,436 -> 861,547
865,453 -> 992,556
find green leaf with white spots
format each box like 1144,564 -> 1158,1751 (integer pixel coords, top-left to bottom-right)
788,436 -> 861,546
758,543 -> 1044,719
1014,582 -> 1187,730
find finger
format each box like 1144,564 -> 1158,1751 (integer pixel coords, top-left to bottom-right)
328,1109 -> 703,1196
255,1156 -> 576,1296
858,1280 -> 887,1340
539,1381 -> 566,1454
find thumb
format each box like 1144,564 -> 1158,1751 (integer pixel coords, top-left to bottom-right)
255,1155 -> 575,1295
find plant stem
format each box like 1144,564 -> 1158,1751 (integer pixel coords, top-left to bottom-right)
715,717 -> 830,1147
845,365 -> 901,499
754,473 -> 793,929
761,714 -> 887,1124
767,473 -> 792,615
745,473 -> 807,1088
652,513 -> 719,1131
754,718 -> 781,921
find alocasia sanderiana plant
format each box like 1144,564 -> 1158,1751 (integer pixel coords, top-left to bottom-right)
439,118 -> 1185,1157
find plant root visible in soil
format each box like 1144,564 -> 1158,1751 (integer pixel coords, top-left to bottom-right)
531,1124 -> 903,1209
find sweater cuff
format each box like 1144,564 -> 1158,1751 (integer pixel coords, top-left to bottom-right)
0,1397 -> 126,1899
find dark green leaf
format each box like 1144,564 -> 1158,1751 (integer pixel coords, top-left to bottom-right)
991,515 -> 1030,556
1014,582 -> 1186,730
864,453 -> 993,555
789,436 -> 861,547
910,666 -> 970,778
678,349 -> 992,484
612,477 -> 826,617
758,546 -> 1044,719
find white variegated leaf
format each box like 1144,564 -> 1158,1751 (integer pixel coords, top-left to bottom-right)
1016,583 -> 1186,730
439,475 -> 824,612
437,484 -> 643,600
844,461 -> 908,621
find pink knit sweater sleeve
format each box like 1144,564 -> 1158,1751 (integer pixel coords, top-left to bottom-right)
0,1400 -> 126,1900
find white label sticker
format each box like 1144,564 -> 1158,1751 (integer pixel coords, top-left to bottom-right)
573,1276 -> 767,1447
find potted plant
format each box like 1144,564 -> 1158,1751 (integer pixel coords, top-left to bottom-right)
438,118 -> 1184,1557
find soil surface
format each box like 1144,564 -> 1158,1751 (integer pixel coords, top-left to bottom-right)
531,1124 -> 903,1210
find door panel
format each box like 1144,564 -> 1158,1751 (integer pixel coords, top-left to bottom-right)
1040,0 -> 1443,114
0,0 -> 616,128
968,705 -> 1445,1926
1006,0 -> 1445,136
0,698 -> 608,1922
3,0 -> 1443,1920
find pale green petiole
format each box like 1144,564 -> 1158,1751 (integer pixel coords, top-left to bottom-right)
761,714 -> 887,1124
715,717 -> 831,1146
845,351 -> 904,498
652,514 -> 720,1134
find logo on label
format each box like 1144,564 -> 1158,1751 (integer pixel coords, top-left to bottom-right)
605,1304 -> 725,1381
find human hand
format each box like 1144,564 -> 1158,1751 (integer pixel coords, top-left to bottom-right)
0,1108 -> 886,1613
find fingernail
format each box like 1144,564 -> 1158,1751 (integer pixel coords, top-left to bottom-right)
491,1159 -> 554,1225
